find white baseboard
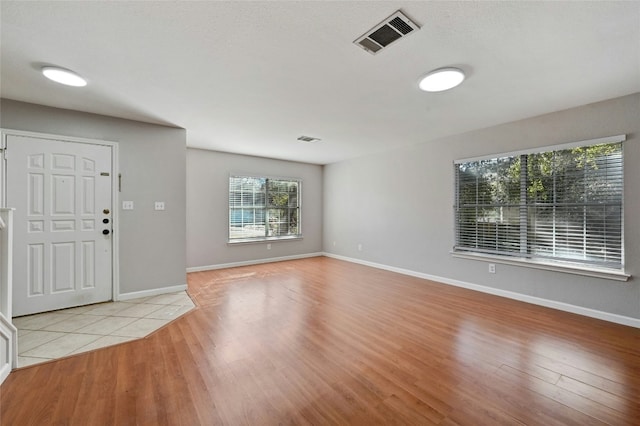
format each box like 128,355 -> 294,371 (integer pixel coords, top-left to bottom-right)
323,252 -> 640,329
186,252 -> 323,273
118,284 -> 187,301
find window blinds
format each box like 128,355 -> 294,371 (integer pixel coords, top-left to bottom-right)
229,176 -> 301,241
454,139 -> 624,269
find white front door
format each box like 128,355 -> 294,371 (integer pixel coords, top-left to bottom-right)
6,134 -> 113,316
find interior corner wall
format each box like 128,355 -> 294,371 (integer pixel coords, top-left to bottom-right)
186,148 -> 323,269
323,93 -> 640,320
0,99 -> 187,295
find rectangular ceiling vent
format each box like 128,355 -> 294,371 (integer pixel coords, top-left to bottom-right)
354,10 -> 420,55
297,135 -> 321,143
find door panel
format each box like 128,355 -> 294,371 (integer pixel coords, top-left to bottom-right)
27,244 -> 44,296
7,135 -> 113,316
81,241 -> 95,289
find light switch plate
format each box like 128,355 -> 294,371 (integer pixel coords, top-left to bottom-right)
122,201 -> 134,210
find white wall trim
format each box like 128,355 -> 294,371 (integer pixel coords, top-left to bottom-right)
118,284 -> 187,301
0,313 -> 17,384
186,252 -> 323,273
323,253 -> 640,329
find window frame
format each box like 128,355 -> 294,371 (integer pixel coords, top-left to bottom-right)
228,174 -> 302,244
452,135 -> 630,281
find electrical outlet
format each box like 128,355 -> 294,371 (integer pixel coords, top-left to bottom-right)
154,201 -> 165,211
358,243 -> 362,251
122,201 -> 134,210
488,263 -> 496,274
267,243 -> 271,250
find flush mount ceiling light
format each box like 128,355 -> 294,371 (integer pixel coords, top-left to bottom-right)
41,66 -> 87,87
418,67 -> 465,92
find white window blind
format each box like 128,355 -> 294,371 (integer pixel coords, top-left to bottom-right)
229,176 -> 301,241
454,137 -> 624,270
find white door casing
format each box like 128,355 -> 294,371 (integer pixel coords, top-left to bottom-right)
5,133 -> 116,316
0,208 -> 17,383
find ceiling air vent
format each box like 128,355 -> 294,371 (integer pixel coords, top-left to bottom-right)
297,136 -> 321,143
354,10 -> 420,55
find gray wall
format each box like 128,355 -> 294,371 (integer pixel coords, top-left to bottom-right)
186,148 -> 323,269
0,99 -> 187,295
324,93 -> 640,319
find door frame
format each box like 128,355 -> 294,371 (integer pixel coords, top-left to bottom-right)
0,128 -> 121,304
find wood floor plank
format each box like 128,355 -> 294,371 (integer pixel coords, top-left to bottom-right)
556,375 -> 640,416
494,363 -> 633,425
2,257 -> 639,425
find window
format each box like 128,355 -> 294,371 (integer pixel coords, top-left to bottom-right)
229,175 -> 301,242
454,136 -> 624,271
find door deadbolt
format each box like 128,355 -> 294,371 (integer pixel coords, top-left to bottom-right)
103,218 -> 109,224
103,208 -> 110,215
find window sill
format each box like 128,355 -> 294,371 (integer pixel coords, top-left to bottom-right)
451,251 -> 630,282
228,236 -> 303,245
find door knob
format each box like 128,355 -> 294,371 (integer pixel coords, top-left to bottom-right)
103,218 -> 109,224
102,229 -> 110,235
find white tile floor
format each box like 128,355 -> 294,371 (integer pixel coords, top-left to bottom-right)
13,291 -> 195,368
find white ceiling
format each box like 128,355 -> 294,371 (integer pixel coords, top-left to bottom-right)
1,1 -> 639,165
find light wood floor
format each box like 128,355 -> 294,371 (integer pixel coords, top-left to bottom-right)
2,257 -> 639,425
